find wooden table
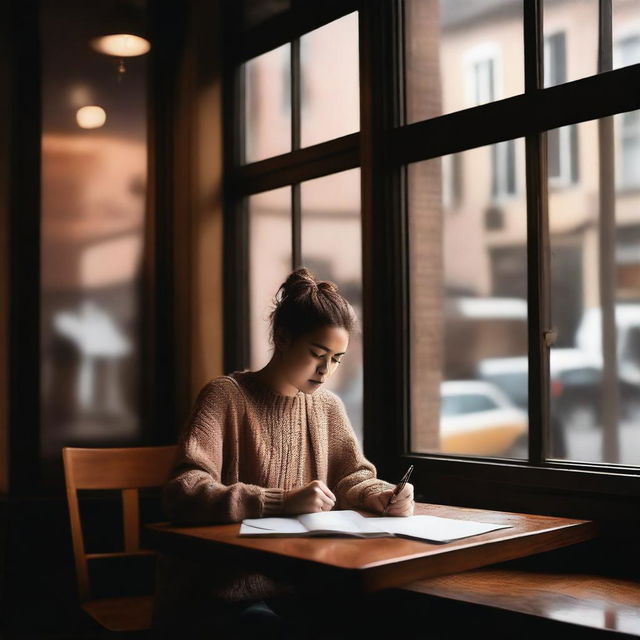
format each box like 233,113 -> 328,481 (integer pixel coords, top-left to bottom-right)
145,502 -> 596,594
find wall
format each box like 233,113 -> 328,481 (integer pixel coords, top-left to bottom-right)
173,0 -> 225,419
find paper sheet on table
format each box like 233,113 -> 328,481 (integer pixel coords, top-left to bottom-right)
240,510 -> 512,542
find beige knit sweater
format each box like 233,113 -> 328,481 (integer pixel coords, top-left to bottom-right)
157,369 -> 394,607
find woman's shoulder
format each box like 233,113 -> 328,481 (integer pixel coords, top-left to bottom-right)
194,373 -> 245,406
312,387 -> 345,412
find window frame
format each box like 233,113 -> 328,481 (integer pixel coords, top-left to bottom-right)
223,0 -> 640,523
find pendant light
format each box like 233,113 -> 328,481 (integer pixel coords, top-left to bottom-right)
89,0 -> 150,82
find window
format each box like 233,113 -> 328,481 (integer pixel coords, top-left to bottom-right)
243,44 -> 291,163
545,32 -> 579,188
226,0 -> 640,519
543,0 -> 599,84
615,35 -> 640,189
40,0 -> 149,482
402,0 -> 640,486
465,45 -> 518,201
227,3 -> 363,443
405,0 -> 524,123
491,139 -> 517,199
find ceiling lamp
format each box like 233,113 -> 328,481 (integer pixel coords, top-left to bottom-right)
76,106 -> 107,129
90,34 -> 150,58
89,1 -> 150,81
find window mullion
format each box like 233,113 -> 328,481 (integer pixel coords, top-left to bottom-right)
292,183 -> 301,269
524,0 -> 548,465
598,0 -> 621,462
291,38 -> 302,269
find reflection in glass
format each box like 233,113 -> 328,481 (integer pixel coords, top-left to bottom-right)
300,169 -> 363,443
300,12 -> 359,148
40,0 -> 148,481
405,0 -> 524,124
409,141 -> 528,459
249,187 -> 292,371
244,44 -> 291,163
549,113 -> 640,465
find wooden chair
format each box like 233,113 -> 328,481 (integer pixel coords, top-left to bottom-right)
62,445 -> 177,633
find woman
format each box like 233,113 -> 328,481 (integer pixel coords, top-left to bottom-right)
153,268 -> 415,639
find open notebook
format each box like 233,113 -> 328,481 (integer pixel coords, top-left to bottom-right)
239,510 -> 511,543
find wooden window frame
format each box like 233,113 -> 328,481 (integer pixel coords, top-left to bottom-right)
223,0 -> 640,524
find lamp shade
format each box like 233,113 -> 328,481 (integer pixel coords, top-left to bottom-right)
89,1 -> 150,57
90,34 -> 150,57
76,106 -> 107,129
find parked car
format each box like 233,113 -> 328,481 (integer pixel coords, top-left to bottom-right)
477,348 -> 640,456
439,380 -> 528,457
576,304 -> 640,385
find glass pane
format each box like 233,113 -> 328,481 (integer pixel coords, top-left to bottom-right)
300,12 -> 359,147
549,113 -> 640,465
244,44 -> 291,163
300,169 -> 363,444
409,140 -> 529,459
40,0 -> 148,483
614,0 -> 640,71
405,0 -> 524,124
249,187 -> 292,370
543,1 -> 598,85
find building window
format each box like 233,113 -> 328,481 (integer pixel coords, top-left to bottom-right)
616,36 -> 640,189
545,32 -> 578,188
491,139 -> 517,199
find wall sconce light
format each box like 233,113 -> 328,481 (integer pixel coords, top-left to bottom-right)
89,1 -> 150,81
76,106 -> 107,129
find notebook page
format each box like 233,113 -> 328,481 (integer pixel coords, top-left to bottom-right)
368,514 -> 511,542
298,510 -> 389,535
240,517 -> 308,534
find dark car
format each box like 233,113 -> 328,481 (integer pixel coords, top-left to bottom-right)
476,349 -> 640,458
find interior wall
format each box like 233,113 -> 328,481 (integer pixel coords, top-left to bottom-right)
174,0 -> 225,419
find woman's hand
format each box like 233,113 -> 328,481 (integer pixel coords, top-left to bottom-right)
363,482 -> 414,516
282,480 -> 336,515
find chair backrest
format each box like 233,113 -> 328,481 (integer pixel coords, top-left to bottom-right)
62,445 -> 178,601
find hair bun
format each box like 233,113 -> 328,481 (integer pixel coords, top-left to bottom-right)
317,280 -> 338,294
269,267 -> 359,344
282,267 -> 320,298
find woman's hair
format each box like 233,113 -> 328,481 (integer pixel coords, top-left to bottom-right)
268,267 -> 360,348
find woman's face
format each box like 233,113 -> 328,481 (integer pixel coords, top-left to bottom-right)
279,325 -> 350,394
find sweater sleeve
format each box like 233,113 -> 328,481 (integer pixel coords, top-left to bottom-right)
325,391 -> 395,510
162,379 -> 285,524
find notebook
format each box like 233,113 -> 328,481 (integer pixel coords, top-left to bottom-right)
239,509 -> 512,543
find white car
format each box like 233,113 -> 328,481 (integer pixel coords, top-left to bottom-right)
439,380 -> 528,456
576,304 -> 640,384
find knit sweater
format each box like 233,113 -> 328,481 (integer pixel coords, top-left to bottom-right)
157,369 -> 395,606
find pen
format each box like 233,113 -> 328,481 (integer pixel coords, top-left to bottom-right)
383,464 -> 414,514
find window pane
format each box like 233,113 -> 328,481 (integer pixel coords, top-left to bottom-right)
614,0 -> 640,71
405,0 -> 524,124
409,141 -> 528,459
300,169 -> 363,443
300,12 -> 359,147
249,187 -> 292,369
549,113 -> 640,465
40,0 -> 148,484
244,44 -> 291,163
543,1 -> 598,84
548,124 -> 579,188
